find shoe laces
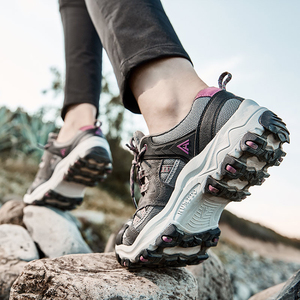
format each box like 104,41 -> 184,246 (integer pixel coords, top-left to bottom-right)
126,138 -> 148,208
218,72 -> 232,90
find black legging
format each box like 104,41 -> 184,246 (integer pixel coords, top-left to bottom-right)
59,0 -> 191,119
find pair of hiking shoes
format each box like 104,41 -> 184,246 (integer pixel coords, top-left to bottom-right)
24,73 -> 289,268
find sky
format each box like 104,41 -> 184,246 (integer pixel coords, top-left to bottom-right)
0,0 -> 299,238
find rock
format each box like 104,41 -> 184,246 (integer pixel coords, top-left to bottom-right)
249,269 -> 300,300
187,250 -> 234,300
10,252 -> 198,300
275,269 -> 300,299
1,194 -> 23,205
104,233 -> 116,253
72,210 -> 105,225
0,258 -> 28,300
248,282 -> 285,300
23,205 -> 92,258
0,200 -> 25,227
0,224 -> 39,300
74,209 -> 110,253
0,224 -> 39,261
214,240 -> 300,299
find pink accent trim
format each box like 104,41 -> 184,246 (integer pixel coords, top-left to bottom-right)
246,141 -> 258,150
226,165 -> 237,174
194,87 -> 221,99
95,128 -> 102,135
79,125 -> 95,131
177,140 -> 190,155
140,256 -> 148,262
60,148 -> 66,157
161,166 -> 172,173
162,236 -> 173,243
209,185 -> 219,193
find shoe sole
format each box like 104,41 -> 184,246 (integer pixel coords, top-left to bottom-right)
23,136 -> 112,210
115,99 -> 289,268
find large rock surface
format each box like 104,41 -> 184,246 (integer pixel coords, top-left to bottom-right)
10,252 -> 198,300
187,251 -> 233,299
0,224 -> 39,300
0,257 -> 28,300
23,205 -> 92,258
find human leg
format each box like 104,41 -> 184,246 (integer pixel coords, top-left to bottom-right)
58,0 -> 103,142
23,0 -> 112,209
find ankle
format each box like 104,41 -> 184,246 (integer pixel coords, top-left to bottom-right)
130,57 -> 208,134
57,103 -> 97,143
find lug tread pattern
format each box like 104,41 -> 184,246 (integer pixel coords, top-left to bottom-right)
116,227 -> 220,268
64,147 -> 112,187
205,110 -> 289,202
32,190 -> 83,211
35,147 -> 112,210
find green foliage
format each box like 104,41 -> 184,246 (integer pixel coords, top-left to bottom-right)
98,77 -> 133,203
42,67 -> 64,97
0,106 -> 57,160
0,107 -> 16,152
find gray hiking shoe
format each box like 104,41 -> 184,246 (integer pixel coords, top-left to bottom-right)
115,72 -> 290,268
23,124 -> 112,210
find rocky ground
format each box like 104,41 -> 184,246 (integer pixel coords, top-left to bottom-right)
0,160 -> 299,299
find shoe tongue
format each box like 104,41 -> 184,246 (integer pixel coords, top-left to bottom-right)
133,131 -> 145,151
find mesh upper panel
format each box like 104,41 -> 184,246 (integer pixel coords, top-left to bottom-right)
152,97 -> 210,144
215,98 -> 241,134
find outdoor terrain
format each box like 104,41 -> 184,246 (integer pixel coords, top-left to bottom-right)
1,155 -> 300,300
0,88 -> 299,300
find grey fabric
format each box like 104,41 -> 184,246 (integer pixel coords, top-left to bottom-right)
59,0 -> 191,116
59,0 -> 103,120
123,206 -> 163,246
165,159 -> 185,186
215,98 -> 241,134
27,133 -> 62,194
160,159 -> 175,182
152,97 -> 210,144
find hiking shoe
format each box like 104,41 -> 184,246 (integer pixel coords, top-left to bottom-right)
23,123 -> 112,210
115,72 -> 290,268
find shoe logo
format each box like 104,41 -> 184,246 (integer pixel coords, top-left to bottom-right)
177,139 -> 190,155
60,148 -> 66,157
95,128 -> 102,136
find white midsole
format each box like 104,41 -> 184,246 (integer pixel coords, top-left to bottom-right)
116,99 -> 268,261
23,136 -> 111,203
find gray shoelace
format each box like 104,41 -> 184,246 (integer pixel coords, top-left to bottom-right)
126,138 -> 147,208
